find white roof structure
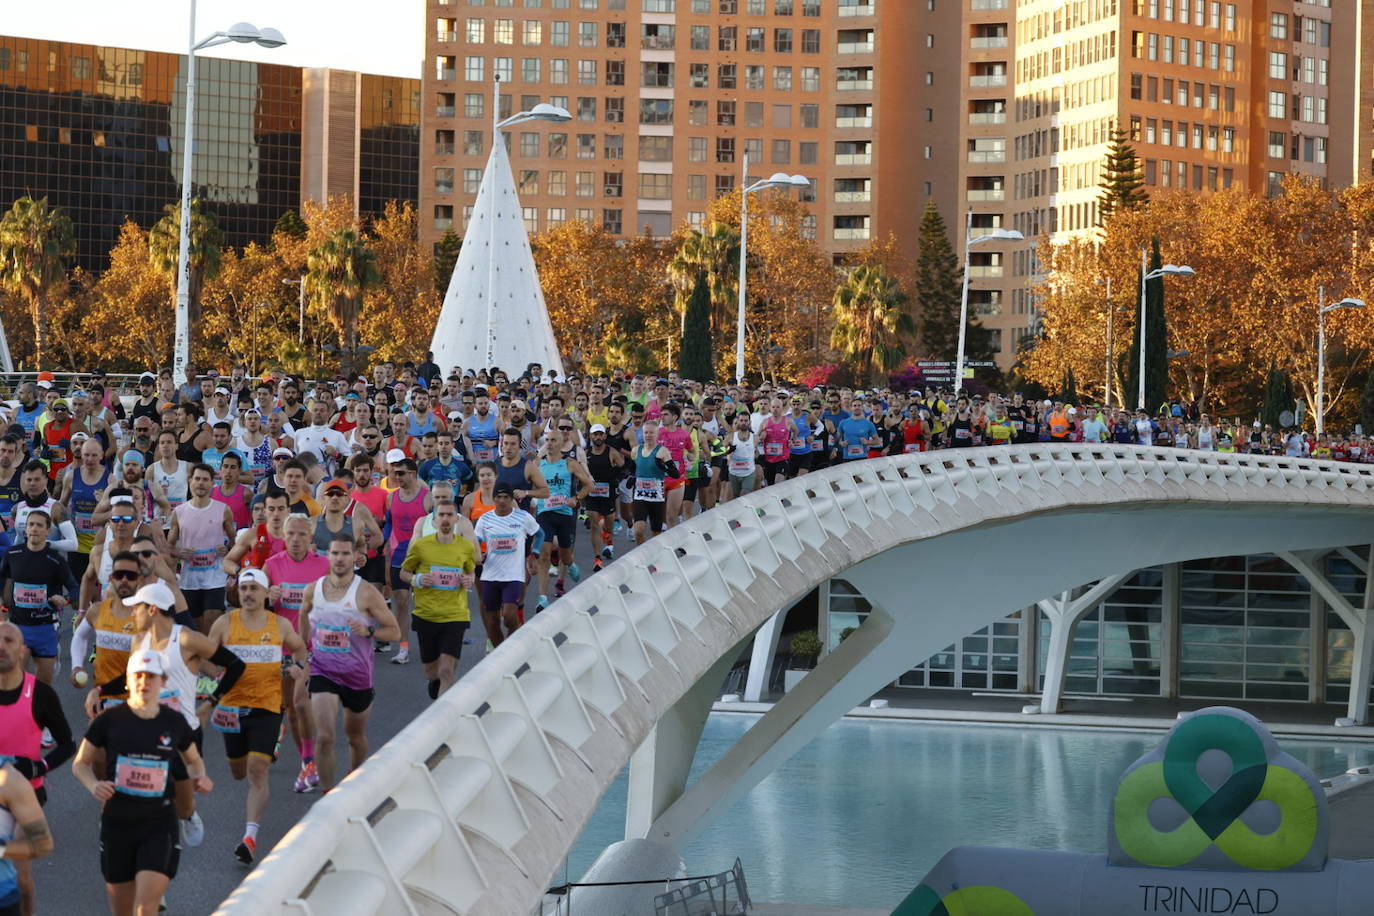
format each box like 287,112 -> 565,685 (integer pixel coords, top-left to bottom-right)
429,138 -> 564,379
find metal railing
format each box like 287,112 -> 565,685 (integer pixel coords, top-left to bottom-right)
215,446 -> 1374,916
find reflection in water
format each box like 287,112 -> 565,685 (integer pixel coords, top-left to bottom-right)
564,714 -> 1374,909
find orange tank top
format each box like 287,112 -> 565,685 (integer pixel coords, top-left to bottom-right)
468,489 -> 496,523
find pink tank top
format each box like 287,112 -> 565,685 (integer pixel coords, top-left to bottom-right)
265,550 -> 331,628
762,417 -> 791,463
658,427 -> 691,482
387,487 -> 428,553
0,673 -> 44,788
211,483 -> 252,530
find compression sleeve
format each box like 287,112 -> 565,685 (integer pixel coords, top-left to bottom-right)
49,520 -> 78,554
208,645 -> 247,703
70,617 -> 94,671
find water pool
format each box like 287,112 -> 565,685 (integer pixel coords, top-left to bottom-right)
561,714 -> 1374,910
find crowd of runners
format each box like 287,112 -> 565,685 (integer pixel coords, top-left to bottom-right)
0,356 -> 1358,915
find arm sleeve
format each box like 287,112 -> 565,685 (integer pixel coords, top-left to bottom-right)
207,645 -> 247,703
34,680 -> 75,774
49,521 -> 78,554
71,617 -> 95,670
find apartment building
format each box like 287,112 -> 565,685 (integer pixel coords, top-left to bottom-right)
419,0 -> 958,270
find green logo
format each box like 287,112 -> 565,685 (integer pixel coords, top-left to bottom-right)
892,884 -> 1035,916
1113,713 -> 1319,870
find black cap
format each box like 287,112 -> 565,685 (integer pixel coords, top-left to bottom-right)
493,482 -> 516,497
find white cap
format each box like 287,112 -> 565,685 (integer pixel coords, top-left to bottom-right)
72,431 -> 90,441
272,447 -> 294,458
123,580 -> 177,611
1043,399 -> 1053,407
447,411 -> 463,421
1067,407 -> 1078,416
126,649 -> 166,678
237,568 -> 269,588
590,423 -> 607,434
385,448 -> 408,464
215,386 -> 230,395
36,379 -> 52,390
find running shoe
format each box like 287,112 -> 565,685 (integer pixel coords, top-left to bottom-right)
305,760 -> 320,790
391,645 -> 410,664
234,836 -> 257,865
293,764 -> 314,794
536,594 -> 549,612
180,811 -> 205,847
374,641 -> 390,654
568,563 -> 581,583
592,557 -> 604,573
428,679 -> 440,700
601,545 -> 614,560
554,579 -> 566,597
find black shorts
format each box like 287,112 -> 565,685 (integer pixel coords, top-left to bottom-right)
183,587 -> 226,617
221,707 -> 283,761
412,616 -> 469,664
762,460 -> 788,485
682,477 -> 700,502
788,452 -> 812,476
583,496 -> 615,517
100,813 -> 180,884
388,564 -> 409,592
632,500 -> 665,532
537,511 -> 576,549
308,674 -> 375,713
360,555 -> 386,585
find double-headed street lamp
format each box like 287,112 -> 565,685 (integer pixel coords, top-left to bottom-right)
1317,288 -> 1365,436
173,4 -> 286,386
736,151 -> 810,384
484,76 -> 570,369
1136,253 -> 1195,410
955,215 -> 1022,393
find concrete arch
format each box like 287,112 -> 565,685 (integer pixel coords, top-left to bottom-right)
216,446 -> 1374,916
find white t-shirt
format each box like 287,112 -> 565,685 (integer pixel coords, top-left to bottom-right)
294,424 -> 349,466
474,509 -> 541,583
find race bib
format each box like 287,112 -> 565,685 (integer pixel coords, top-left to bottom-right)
904,443 -> 922,454
429,565 -> 461,590
157,687 -> 181,712
729,457 -> 753,475
316,622 -> 352,653
13,582 -> 46,609
490,535 -> 517,555
764,442 -> 784,457
955,428 -> 972,439
74,511 -> 96,533
474,446 -> 494,462
114,755 -> 169,797
48,447 -> 67,463
95,629 -> 133,652
211,705 -> 242,734
278,583 -> 305,611
189,548 -> 218,569
844,444 -> 865,459
545,494 -> 571,509
634,477 -> 664,502
588,482 -> 610,499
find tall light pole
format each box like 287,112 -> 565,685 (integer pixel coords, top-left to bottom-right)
173,4 -> 285,386
1135,252 -> 1195,410
483,76 -> 570,369
956,215 -> 1022,393
736,151 -> 810,384
1317,287 -> 1365,436
1101,275 -> 1113,406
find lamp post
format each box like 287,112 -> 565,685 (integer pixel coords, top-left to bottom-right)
955,215 -> 1022,393
173,3 -> 285,386
1135,251 -> 1195,410
736,151 -> 810,384
1317,287 -> 1365,436
483,76 -> 570,370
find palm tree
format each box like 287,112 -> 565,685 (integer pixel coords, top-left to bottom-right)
668,222 -> 740,349
830,265 -> 914,386
0,196 -> 75,367
147,199 -> 223,326
304,227 -> 379,377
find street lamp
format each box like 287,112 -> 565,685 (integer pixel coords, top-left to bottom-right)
955,216 -> 1023,393
1317,288 -> 1365,435
736,151 -> 810,383
484,76 -> 570,369
1135,252 -> 1195,410
173,4 -> 286,386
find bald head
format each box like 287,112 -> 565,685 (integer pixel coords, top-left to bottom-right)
0,621 -> 25,675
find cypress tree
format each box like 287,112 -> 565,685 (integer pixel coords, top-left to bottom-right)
433,229 -> 462,296
915,201 -> 964,359
679,274 -> 715,382
1263,368 -> 1295,430
1098,127 -> 1149,224
1126,238 -> 1168,411
1061,367 -> 1079,405
273,209 -> 307,241
1361,372 -> 1374,434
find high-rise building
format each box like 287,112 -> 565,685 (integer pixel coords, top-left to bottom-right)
419,0 -> 958,270
0,37 -> 420,274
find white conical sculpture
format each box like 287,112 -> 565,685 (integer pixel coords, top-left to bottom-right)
430,137 -> 564,379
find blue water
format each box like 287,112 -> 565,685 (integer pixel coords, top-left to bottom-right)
562,714 -> 1374,910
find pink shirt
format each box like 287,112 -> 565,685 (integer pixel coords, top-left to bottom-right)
211,483 -> 252,531
264,550 -> 330,628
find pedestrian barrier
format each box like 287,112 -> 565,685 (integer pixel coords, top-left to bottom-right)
215,445 -> 1374,916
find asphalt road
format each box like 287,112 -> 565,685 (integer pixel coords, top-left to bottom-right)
27,521 -> 614,915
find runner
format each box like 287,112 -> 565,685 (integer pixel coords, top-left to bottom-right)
723,411 -> 759,501
167,464 -> 235,633
71,549 -> 144,713
263,515 -> 330,793
56,438 -> 110,587
495,427 -> 550,510
532,426 -> 592,609
0,756 -> 53,916
1,512 -> 73,686
383,452 -> 430,665
299,536 -> 399,791
835,398 -> 880,463
630,419 -> 678,545
206,568 -> 307,864
223,491 -> 289,576
400,501 -> 477,698
313,479 -> 382,559
462,390 -> 501,465
656,403 -> 697,525
583,425 -> 623,570
72,648 -> 212,916
472,483 -> 542,648
210,452 -> 253,532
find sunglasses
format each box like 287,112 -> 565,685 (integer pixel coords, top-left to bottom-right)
558,426 -> 573,431
134,549 -> 156,557
110,515 -> 136,524
273,456 -> 289,461
110,569 -> 140,581
361,434 -> 380,439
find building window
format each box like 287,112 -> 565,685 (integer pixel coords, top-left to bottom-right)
548,171 -> 567,195
639,173 -> 672,199
687,137 -> 707,162
463,168 -> 482,194
643,135 -> 674,161
602,209 -> 622,233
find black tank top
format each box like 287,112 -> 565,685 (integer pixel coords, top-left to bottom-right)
586,446 -> 618,484
176,430 -> 202,463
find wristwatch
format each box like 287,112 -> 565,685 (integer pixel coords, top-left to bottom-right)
366,623 -> 377,638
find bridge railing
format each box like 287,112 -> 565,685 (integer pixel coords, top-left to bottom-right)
213,445 -> 1374,916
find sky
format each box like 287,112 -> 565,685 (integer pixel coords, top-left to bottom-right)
7,0 -> 424,78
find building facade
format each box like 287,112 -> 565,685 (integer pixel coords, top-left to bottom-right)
0,37 -> 419,274
419,0 -> 958,270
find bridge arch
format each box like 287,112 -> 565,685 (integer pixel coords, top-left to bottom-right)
217,446 -> 1374,916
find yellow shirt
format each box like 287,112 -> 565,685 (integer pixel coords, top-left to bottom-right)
93,596 -> 137,696
401,533 -> 477,623
221,609 -> 285,712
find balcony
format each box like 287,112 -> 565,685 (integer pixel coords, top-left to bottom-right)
967,265 -> 1004,278
836,78 -> 874,91
967,151 -> 1006,162
968,112 -> 1006,124
435,105 -> 455,118
835,116 -> 873,128
435,143 -> 455,155
838,3 -> 875,16
834,191 -> 872,203
837,41 -> 874,54
969,74 -> 1007,88
435,180 -> 454,194
834,153 -> 872,166
970,0 -> 1009,8
434,218 -> 453,231
968,225 -> 1006,239
436,68 -> 456,81
436,30 -> 457,43
833,227 -> 871,240
966,189 -> 1005,201
970,36 -> 1008,49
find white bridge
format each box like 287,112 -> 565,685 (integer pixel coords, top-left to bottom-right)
215,445 -> 1374,916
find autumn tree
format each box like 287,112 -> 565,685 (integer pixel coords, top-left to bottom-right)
914,202 -> 963,360
0,196 -> 75,367
361,202 -> 438,366
1098,127 -> 1148,223
83,221 -> 174,369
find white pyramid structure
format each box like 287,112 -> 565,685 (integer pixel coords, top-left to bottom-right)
430,138 -> 565,379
